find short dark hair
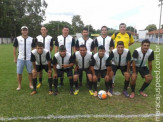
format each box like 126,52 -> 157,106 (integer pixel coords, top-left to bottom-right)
101,26 -> 108,31
117,41 -> 124,46
41,26 -> 47,30
141,39 -> 150,45
79,45 -> 87,49
36,42 -> 44,47
98,45 -> 105,50
82,28 -> 88,32
63,26 -> 69,29
119,23 -> 126,28
59,45 -> 66,51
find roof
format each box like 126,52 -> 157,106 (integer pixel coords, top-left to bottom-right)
147,29 -> 163,35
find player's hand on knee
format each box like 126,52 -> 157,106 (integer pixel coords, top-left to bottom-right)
105,75 -> 109,82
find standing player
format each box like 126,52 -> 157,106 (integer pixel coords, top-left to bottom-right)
53,45 -> 74,95
30,42 -> 52,95
75,28 -> 95,87
90,45 -> 113,97
55,26 -> 75,86
111,23 -> 135,88
73,45 -> 94,95
94,26 -> 114,87
35,26 -> 53,88
13,26 -> 35,90
130,39 -> 154,98
108,41 -> 131,97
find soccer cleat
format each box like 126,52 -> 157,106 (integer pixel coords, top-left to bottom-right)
48,91 -> 54,95
123,90 -> 129,97
53,91 -> 58,96
70,90 -> 74,95
139,91 -> 148,97
30,91 -> 37,95
74,89 -> 79,95
130,92 -> 135,99
106,91 -> 112,97
94,91 -> 98,97
37,83 -> 42,88
16,87 -> 21,91
89,90 -> 94,96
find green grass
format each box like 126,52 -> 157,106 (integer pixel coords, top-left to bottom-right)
0,42 -> 162,122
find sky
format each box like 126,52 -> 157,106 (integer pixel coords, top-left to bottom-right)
43,0 -> 162,31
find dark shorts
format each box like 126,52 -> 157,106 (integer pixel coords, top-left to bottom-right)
36,65 -> 48,72
95,70 -> 106,78
131,66 -> 149,78
74,69 -> 92,75
111,65 -> 127,75
57,68 -> 73,77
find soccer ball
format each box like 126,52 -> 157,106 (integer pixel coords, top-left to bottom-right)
98,90 -> 107,100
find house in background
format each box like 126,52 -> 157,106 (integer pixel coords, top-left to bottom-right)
146,29 -> 163,43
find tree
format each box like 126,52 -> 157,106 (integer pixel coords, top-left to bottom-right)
0,0 -> 47,38
85,25 -> 96,36
44,21 -> 73,39
145,24 -> 157,32
72,15 -> 84,34
126,26 -> 137,33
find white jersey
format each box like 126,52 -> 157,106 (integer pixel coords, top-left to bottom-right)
55,35 -> 75,54
13,36 -> 34,60
31,49 -> 51,65
132,47 -> 154,67
53,52 -> 73,69
95,36 -> 114,56
75,37 -> 94,52
109,48 -> 131,66
36,35 -> 53,52
93,53 -> 109,70
74,51 -> 93,69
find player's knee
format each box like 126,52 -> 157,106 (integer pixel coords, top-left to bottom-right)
145,75 -> 153,83
73,75 -> 78,81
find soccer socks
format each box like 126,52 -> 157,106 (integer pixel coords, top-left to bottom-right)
105,82 -> 109,91
79,73 -> 83,83
32,78 -> 37,91
93,82 -> 97,91
39,78 -> 42,83
69,78 -> 73,90
60,77 -> 64,85
89,81 -> 93,90
124,80 -> 130,90
139,82 -> 150,92
108,80 -> 113,89
48,78 -> 53,91
53,79 -> 58,92
130,84 -> 136,92
75,81 -> 79,89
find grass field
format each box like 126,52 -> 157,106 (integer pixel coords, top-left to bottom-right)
0,42 -> 162,122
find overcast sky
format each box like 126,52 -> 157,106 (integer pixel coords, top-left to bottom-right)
43,0 -> 162,30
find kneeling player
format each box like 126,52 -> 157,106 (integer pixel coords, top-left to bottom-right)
90,45 -> 113,97
53,45 -> 74,95
130,39 -> 154,98
73,45 -> 94,95
108,41 -> 131,97
30,42 -> 53,95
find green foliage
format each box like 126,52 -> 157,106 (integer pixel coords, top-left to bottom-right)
72,15 -> 84,34
0,0 -> 47,38
145,24 -> 157,32
126,26 -> 137,33
44,21 -> 73,39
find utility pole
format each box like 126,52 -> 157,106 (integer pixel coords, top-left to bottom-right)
158,0 -> 163,44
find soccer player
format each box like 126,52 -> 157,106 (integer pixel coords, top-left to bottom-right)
130,39 -> 154,98
73,45 -> 94,95
111,23 -> 135,49
35,26 -> 54,88
108,41 -> 131,97
55,26 -> 75,86
30,42 -> 52,95
52,45 -> 74,95
90,45 -> 113,97
94,26 -> 114,87
75,28 -> 95,87
111,23 -> 135,88
13,26 -> 35,90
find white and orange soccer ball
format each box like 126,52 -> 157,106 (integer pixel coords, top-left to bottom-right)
98,90 -> 107,100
